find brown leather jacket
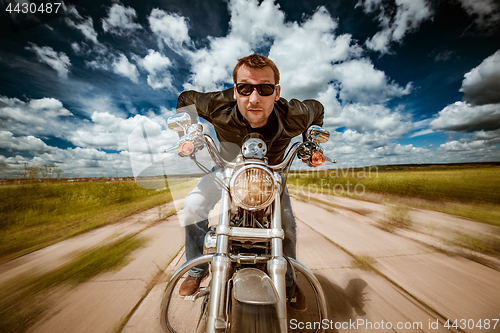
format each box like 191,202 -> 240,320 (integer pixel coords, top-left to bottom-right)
176,88 -> 324,165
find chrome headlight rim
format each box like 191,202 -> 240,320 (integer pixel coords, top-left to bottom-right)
229,165 -> 277,211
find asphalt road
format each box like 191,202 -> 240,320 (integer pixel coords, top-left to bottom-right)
6,195 -> 498,333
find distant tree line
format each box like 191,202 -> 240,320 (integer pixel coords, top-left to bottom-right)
18,163 -> 63,179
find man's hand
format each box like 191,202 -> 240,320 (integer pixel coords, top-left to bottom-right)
302,158 -> 315,168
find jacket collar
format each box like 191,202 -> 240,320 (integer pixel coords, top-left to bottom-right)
231,104 -> 285,150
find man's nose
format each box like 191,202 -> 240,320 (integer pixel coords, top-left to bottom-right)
249,89 -> 260,104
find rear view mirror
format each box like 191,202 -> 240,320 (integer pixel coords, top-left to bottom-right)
306,125 -> 330,143
167,113 -> 191,133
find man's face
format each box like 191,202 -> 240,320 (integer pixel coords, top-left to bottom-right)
233,65 -> 281,128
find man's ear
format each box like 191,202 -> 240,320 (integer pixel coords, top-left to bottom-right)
275,85 -> 281,101
233,85 -> 237,100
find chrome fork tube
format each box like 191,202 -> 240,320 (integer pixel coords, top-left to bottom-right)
268,181 -> 288,333
206,169 -> 232,333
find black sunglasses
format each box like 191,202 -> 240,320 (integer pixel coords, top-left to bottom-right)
236,83 -> 277,96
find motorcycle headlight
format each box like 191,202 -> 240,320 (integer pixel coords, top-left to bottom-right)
230,165 -> 277,211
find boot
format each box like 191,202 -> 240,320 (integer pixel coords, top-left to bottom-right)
179,273 -> 208,296
287,285 -> 307,311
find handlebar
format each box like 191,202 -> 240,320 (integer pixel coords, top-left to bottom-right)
163,131 -> 336,172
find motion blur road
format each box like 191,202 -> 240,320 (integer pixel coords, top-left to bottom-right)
9,194 -> 499,333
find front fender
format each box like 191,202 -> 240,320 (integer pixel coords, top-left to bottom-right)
232,268 -> 279,305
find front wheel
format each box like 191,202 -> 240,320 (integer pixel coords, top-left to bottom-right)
160,254 -> 214,333
229,294 -> 280,333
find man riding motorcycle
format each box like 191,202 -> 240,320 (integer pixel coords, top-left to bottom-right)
176,54 -> 324,311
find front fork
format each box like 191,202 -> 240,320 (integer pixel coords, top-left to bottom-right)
268,180 -> 288,333
206,169 -> 231,332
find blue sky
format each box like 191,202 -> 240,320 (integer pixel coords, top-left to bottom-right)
0,0 -> 499,178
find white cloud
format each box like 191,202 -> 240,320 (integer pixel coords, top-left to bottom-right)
391,0 -> 432,40
152,0 -> 416,160
457,0 -> 500,31
0,96 -> 73,137
25,43 -> 71,78
63,7 -> 108,58
173,0 -> 408,105
67,111 -> 179,153
269,7 -> 363,101
410,128 -> 435,138
148,7 -> 238,91
373,143 -> 427,156
438,139 -> 497,152
0,96 -> 153,176
12,1 -> 491,176
183,36 -> 251,91
413,118 -> 432,130
85,59 -> 110,71
329,58 -> 412,103
0,99 -> 184,178
102,3 -> 142,34
359,0 -> 433,54
0,131 -> 52,153
408,119 -> 435,137
316,85 -> 412,140
433,50 -> 454,62
0,95 -> 178,169
28,98 -> 72,117
112,54 -> 139,83
416,50 -> 500,149
136,50 -> 175,91
66,15 -> 99,44
227,0 -> 286,46
71,42 -> 81,53
68,112 -> 142,150
365,29 -> 392,55
460,49 -> 500,105
164,0 -> 411,105
149,9 -> 191,51
77,95 -> 127,118
136,50 -> 171,74
9,146 -> 133,178
149,1 -> 360,93
339,129 -> 392,148
340,103 -> 411,136
0,140 -> 206,178
474,129 -> 500,142
293,132 -> 439,168
357,0 -> 383,13
0,150 -> 106,178
430,101 -> 500,133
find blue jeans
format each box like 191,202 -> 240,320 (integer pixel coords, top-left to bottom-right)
183,171 -> 296,283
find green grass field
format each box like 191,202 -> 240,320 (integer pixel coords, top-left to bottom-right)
287,164 -> 500,225
0,177 -> 200,333
0,177 -> 198,262
2,164 -> 498,261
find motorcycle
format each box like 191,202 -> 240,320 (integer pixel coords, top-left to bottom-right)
159,112 -> 333,333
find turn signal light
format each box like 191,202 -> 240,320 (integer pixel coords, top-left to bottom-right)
178,141 -> 194,156
311,152 -> 325,167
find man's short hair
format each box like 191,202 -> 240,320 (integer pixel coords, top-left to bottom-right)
233,54 -> 280,84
